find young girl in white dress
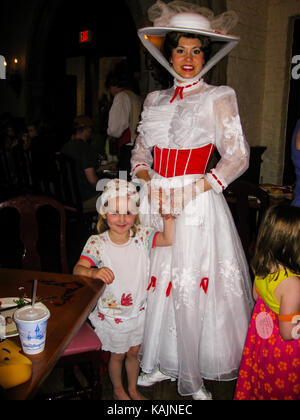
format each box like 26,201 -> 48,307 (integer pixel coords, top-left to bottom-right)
73,179 -> 174,400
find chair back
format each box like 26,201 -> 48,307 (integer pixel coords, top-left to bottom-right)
0,194 -> 68,273
0,150 -> 13,187
0,148 -> 33,191
45,153 -> 84,212
225,180 -> 269,262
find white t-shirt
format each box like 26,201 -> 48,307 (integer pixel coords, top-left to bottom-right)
81,225 -> 158,321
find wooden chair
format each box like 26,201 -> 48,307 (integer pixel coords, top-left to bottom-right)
0,150 -> 13,187
0,148 -> 34,193
225,180 -> 269,263
43,152 -> 98,236
0,194 -> 106,400
45,153 -> 99,213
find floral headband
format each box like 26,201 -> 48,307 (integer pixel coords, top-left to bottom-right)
100,179 -> 139,211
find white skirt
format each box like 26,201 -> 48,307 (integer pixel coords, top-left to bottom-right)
139,179 -> 254,396
89,310 -> 145,354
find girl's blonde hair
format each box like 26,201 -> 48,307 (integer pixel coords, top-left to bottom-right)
251,204 -> 300,277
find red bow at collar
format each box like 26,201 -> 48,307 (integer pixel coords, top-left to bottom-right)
170,78 -> 202,103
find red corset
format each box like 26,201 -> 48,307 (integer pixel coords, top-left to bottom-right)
153,144 -> 215,178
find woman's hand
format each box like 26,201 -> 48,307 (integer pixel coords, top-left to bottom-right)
169,179 -> 207,215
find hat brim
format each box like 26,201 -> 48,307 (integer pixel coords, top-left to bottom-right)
139,26 -> 239,43
138,26 -> 239,82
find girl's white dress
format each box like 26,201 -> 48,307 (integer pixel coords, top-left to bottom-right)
131,79 -> 254,396
81,226 -> 157,354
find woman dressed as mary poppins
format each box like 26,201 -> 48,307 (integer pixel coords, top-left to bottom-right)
131,1 -> 254,400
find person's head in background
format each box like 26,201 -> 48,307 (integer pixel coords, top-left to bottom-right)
105,60 -> 138,96
73,115 -> 94,142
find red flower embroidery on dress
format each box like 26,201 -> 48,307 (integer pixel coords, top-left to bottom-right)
200,277 -> 209,294
114,318 -> 123,324
121,293 -> 133,306
98,312 -> 105,320
166,281 -> 172,297
147,276 -> 157,292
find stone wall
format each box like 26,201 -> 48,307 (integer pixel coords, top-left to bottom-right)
227,0 -> 300,184
261,0 -> 300,183
227,0 -> 268,181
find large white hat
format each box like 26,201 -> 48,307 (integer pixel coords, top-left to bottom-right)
138,1 -> 240,82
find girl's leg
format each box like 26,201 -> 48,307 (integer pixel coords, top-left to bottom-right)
109,352 -> 130,400
125,345 -> 148,400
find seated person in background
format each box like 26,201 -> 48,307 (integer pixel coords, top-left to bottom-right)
106,63 -> 142,176
61,115 -> 99,210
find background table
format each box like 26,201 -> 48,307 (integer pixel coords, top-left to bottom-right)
0,268 -> 104,400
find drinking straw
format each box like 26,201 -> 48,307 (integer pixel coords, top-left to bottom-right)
31,279 -> 38,308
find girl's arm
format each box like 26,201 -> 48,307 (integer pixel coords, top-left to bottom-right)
277,276 -> 300,341
253,281 -> 259,301
73,258 -> 115,285
154,215 -> 175,247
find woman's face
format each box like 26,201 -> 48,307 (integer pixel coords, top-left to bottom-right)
170,36 -> 204,79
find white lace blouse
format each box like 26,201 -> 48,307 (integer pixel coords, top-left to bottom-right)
131,79 -> 249,193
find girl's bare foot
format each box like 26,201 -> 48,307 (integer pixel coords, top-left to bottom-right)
128,389 -> 149,400
113,389 -> 131,400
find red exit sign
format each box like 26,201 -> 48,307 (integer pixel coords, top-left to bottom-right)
79,30 -> 92,43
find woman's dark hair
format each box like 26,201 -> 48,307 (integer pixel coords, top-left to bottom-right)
164,32 -> 212,63
251,204 -> 300,277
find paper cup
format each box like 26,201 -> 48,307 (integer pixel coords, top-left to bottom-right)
14,303 -> 50,355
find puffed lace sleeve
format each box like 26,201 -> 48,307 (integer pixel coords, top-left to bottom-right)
130,134 -> 153,179
130,91 -> 160,179
205,87 -> 250,193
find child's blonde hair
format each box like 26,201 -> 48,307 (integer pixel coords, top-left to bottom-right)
251,204 -> 300,277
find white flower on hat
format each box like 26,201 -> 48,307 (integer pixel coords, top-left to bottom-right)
148,0 -> 238,34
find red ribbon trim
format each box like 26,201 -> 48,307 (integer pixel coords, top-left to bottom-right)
166,281 -> 172,297
170,78 -> 201,103
147,276 -> 157,292
200,277 -> 209,294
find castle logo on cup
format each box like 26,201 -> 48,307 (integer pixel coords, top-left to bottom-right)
14,304 -> 50,355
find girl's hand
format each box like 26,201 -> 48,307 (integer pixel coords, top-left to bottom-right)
162,214 -> 176,220
92,267 -> 115,284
